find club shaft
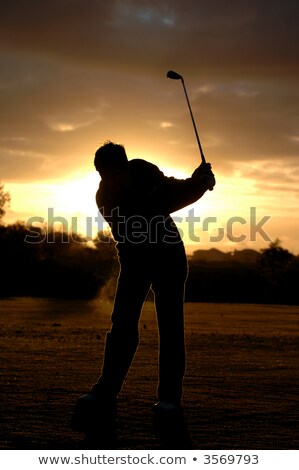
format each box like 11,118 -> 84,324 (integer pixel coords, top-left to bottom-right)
181,79 -> 206,164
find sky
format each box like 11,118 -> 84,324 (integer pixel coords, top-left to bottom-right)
0,0 -> 299,254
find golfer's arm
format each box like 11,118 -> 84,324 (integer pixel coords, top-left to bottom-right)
148,176 -> 210,214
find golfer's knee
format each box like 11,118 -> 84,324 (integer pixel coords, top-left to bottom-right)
110,320 -> 139,341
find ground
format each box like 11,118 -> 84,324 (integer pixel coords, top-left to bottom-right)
0,298 -> 298,450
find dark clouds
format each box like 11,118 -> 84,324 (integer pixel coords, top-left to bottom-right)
190,78 -> 299,159
0,1 -> 298,76
0,0 -> 299,183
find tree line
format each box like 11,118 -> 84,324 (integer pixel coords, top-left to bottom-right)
0,222 -> 298,304
0,222 -> 118,298
187,240 -> 299,305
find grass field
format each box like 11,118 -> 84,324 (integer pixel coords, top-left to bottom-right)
0,298 -> 298,450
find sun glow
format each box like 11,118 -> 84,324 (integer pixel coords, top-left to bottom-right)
6,170 -> 103,237
5,161 -> 299,255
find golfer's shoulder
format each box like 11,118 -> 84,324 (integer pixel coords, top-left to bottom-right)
129,158 -> 156,170
129,159 -> 164,178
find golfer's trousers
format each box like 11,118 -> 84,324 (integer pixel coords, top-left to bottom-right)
95,244 -> 188,406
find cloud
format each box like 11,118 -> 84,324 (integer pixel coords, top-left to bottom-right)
232,159 -> 299,192
112,2 -> 176,28
160,122 -> 173,129
189,78 -> 299,162
235,89 -> 260,98
197,85 -> 216,94
44,108 -> 103,133
48,122 -> 77,133
0,53 -> 115,180
0,1 -> 298,77
0,145 -> 56,180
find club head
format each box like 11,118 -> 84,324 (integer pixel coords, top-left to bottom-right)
167,70 -> 183,81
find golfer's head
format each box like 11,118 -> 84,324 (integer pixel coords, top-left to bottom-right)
94,141 -> 128,178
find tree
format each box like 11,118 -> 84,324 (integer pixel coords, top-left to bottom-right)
0,182 -> 11,224
259,239 -> 294,287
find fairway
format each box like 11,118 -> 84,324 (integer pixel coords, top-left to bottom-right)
0,298 -> 298,449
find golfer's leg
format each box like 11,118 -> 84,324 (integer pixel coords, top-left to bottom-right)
152,248 -> 188,406
94,263 -> 151,397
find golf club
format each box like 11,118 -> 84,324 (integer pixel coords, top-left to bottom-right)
167,70 -> 206,164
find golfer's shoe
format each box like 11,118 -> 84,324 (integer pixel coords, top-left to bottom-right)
153,401 -> 181,412
153,401 -> 191,449
71,392 -> 117,438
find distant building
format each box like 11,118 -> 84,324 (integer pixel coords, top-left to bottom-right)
191,248 -> 259,264
192,248 -> 230,262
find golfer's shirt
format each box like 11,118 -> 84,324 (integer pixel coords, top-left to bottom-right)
96,159 -> 209,258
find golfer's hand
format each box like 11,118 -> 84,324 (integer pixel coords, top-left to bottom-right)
192,162 -> 215,191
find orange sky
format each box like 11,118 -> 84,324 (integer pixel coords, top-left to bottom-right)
0,1 -> 299,254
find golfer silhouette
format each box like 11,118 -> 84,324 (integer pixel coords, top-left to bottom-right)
72,141 -> 215,443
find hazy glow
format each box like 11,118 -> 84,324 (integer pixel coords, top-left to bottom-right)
5,166 -> 295,254
49,122 -> 77,132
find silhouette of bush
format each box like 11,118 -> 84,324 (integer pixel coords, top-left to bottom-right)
0,222 -> 118,299
186,242 -> 299,305
258,239 -> 298,303
0,182 -> 11,223
186,260 -> 264,303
